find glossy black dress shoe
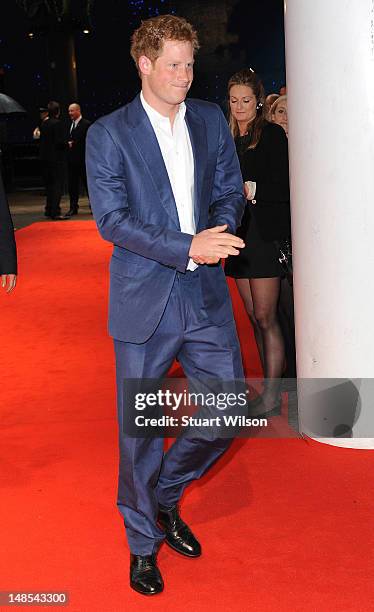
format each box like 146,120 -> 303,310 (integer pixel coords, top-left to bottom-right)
130,553 -> 164,595
51,215 -> 68,220
158,504 -> 201,557
63,209 -> 78,218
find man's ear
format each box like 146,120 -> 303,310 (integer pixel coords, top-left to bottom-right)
138,55 -> 153,76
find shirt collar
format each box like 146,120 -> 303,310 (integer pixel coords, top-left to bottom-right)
140,91 -> 186,128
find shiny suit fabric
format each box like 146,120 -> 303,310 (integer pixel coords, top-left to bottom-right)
86,95 -> 246,554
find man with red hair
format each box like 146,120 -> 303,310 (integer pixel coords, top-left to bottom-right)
87,14 -> 245,595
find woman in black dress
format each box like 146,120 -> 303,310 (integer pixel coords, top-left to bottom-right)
271,94 -> 297,379
225,69 -> 290,412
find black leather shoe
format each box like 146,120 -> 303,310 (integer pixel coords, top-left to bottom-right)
63,209 -> 78,218
158,504 -> 201,557
130,554 -> 164,596
50,215 -> 68,220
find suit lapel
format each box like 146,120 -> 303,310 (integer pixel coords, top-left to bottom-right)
126,96 -> 208,231
185,103 -> 207,230
129,99 -> 180,229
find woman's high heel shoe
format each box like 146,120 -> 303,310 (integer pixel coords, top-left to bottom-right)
247,395 -> 282,418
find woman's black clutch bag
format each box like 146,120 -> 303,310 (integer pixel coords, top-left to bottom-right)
274,239 -> 293,284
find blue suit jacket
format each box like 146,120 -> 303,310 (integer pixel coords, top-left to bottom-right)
86,95 -> 245,343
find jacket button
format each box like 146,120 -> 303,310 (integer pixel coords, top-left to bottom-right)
251,199 -> 257,205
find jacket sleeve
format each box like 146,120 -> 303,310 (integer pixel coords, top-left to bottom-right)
207,107 -> 245,234
253,124 -> 290,204
0,173 -> 17,275
86,122 -> 193,273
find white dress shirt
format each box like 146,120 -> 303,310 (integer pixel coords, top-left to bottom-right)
140,92 -> 197,271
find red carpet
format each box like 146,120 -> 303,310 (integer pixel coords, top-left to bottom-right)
1,221 -> 374,611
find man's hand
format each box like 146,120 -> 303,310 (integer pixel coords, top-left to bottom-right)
1,274 -> 17,293
189,224 -> 244,265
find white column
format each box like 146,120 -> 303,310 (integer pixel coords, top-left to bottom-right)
284,0 -> 374,448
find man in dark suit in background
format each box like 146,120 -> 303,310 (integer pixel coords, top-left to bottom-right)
39,101 -> 66,220
0,172 -> 17,292
64,103 -> 91,218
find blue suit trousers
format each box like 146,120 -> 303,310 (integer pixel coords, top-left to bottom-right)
114,269 -> 244,555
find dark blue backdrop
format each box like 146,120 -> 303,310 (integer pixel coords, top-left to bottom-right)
0,0 -> 285,142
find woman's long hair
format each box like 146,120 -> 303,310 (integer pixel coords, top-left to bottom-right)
227,69 -> 267,149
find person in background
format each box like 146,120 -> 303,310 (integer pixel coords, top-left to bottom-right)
225,69 -> 291,413
271,95 -> 288,136
32,107 -> 48,140
64,103 -> 91,218
264,93 -> 279,120
39,101 -> 66,220
279,84 -> 287,96
0,172 -> 17,292
271,93 -> 296,378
